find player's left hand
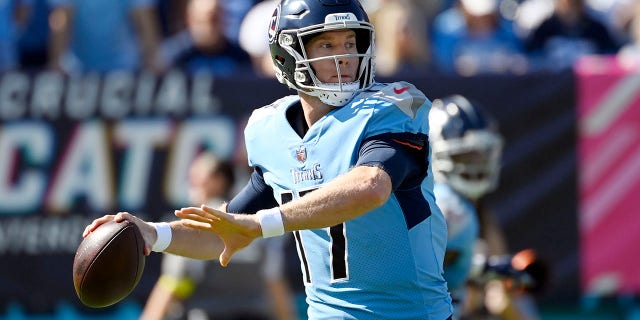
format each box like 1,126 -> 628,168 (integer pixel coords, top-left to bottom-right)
175,205 -> 260,266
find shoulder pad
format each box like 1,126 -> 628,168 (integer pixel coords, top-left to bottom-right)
247,95 -> 298,127
367,82 -> 428,119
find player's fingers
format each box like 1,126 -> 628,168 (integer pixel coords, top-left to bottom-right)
175,207 -> 218,220
83,215 -> 115,237
82,226 -> 91,238
174,208 -> 206,221
201,204 -> 230,220
143,243 -> 152,256
113,212 -> 156,243
219,247 -> 233,267
179,218 -> 214,231
175,210 -> 220,224
114,212 -> 133,222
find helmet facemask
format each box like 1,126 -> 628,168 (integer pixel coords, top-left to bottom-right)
273,14 -> 375,107
432,130 -> 503,199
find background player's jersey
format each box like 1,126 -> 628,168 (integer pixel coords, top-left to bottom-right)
244,82 -> 452,320
434,183 -> 479,313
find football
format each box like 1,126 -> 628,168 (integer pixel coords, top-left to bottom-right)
73,219 -> 146,308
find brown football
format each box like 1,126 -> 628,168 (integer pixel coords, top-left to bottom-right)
73,220 -> 145,308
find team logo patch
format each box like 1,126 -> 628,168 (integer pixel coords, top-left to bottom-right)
268,5 -> 280,44
296,146 -> 307,163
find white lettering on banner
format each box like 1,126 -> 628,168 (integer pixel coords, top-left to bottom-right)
66,74 -> 100,119
134,72 -> 157,115
114,120 -> 172,209
47,121 -> 114,212
191,71 -> 220,114
165,117 -> 237,205
0,72 -> 29,119
0,123 -> 52,212
156,70 -> 189,116
0,216 -> 93,254
32,72 -> 64,118
101,71 -> 136,119
0,117 -> 237,215
0,71 -> 220,120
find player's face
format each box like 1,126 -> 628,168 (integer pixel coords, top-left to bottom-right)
450,149 -> 494,181
188,164 -> 221,204
305,29 -> 359,83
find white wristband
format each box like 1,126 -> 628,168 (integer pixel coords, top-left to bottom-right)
150,222 -> 172,252
256,207 -> 285,238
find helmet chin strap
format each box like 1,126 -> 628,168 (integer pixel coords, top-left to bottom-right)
448,175 -> 493,200
308,81 -> 360,107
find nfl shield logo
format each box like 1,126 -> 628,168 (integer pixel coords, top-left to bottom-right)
296,146 -> 307,163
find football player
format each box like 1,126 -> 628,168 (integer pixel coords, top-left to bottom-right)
84,0 -> 454,319
429,95 -> 546,319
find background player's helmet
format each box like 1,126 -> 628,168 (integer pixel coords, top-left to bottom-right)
429,95 -> 504,199
268,0 -> 375,107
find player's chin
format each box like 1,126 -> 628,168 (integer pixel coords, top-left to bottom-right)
327,76 -> 354,83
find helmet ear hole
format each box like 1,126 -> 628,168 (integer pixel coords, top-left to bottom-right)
354,29 -> 370,54
274,55 -> 286,66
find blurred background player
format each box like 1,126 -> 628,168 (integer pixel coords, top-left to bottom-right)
141,152 -> 297,320
368,0 -> 431,78
429,95 -> 548,319
238,0 -> 278,78
617,1 -> 640,67
523,0 -> 621,71
158,0 -> 252,76
430,0 -> 528,76
0,0 -> 31,72
46,0 -> 164,74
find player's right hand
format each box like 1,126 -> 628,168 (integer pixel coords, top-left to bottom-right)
83,212 -> 156,256
175,205 -> 261,267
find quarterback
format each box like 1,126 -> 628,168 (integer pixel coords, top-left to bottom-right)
83,0 -> 453,319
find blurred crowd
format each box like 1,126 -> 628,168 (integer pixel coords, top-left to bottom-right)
2,0 -> 640,77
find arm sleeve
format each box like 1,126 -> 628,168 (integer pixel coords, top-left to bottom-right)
356,132 -> 429,191
227,167 -> 279,214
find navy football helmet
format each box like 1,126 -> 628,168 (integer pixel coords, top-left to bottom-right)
268,0 -> 375,106
429,95 -> 503,199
